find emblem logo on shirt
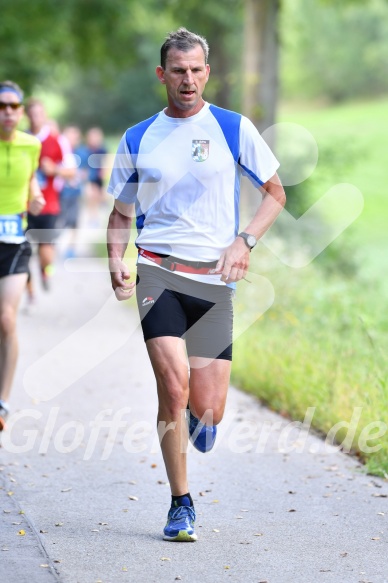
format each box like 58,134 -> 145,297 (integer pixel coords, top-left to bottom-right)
192,140 -> 209,162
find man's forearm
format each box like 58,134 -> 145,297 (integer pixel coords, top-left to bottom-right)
28,175 -> 42,201
107,205 -> 132,261
243,173 -> 286,241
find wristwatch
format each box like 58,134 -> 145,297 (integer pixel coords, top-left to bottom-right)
238,232 -> 257,251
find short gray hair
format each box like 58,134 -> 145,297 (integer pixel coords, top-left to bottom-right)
160,27 -> 209,69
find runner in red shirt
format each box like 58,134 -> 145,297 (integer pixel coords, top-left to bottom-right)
25,99 -> 75,293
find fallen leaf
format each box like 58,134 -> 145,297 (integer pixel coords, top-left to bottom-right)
129,496 -> 138,501
40,565 -> 49,568
372,493 -> 387,498
160,557 -> 171,561
7,492 -> 14,496
151,464 -> 157,468
371,537 -> 380,540
17,530 -> 25,536
224,566 -> 230,570
122,567 -> 128,572
213,529 -> 220,533
19,510 -> 25,515
212,500 -> 219,503
254,533 -> 264,536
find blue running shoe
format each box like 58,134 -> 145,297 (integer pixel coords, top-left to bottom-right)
187,407 -> 217,453
163,505 -> 197,542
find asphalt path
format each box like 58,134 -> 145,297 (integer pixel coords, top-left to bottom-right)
1,233 -> 388,583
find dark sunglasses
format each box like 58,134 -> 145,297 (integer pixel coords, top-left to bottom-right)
0,102 -> 23,110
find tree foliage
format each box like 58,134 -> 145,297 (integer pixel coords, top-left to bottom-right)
0,0 -> 145,91
2,0 -> 388,132
281,0 -> 388,102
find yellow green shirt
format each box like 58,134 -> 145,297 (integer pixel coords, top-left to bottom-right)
0,130 -> 41,215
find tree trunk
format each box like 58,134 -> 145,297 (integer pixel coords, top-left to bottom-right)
242,0 -> 280,140
207,32 -> 231,110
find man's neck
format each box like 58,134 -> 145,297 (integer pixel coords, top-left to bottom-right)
0,129 -> 16,142
164,99 -> 206,119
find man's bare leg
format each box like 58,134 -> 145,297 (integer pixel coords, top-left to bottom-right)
188,356 -> 231,426
146,336 -> 190,495
0,273 -> 28,405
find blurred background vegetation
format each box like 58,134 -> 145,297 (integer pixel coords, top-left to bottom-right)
1,0 -> 388,475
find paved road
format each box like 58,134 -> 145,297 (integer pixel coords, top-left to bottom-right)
1,238 -> 388,583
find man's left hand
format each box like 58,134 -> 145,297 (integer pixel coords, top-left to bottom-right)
215,237 -> 250,283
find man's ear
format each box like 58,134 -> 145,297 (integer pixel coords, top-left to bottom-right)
155,66 -> 166,84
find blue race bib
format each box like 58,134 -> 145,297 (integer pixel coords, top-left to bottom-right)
0,214 -> 24,239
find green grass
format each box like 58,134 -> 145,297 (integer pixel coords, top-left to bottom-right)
278,97 -> 388,243
232,97 -> 388,477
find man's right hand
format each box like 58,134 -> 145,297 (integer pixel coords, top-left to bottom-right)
109,257 -> 136,301
28,194 -> 46,216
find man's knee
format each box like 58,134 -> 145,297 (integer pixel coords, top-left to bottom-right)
0,306 -> 17,337
158,382 -> 189,420
190,403 -> 225,426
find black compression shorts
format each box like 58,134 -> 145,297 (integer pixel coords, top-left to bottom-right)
26,213 -> 59,244
0,241 -> 32,279
136,264 -> 233,361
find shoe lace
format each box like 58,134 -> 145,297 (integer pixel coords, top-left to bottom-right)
169,505 -> 196,522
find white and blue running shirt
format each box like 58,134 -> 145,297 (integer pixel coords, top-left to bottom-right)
108,102 -> 280,285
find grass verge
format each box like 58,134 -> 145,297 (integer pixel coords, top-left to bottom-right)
232,97 -> 388,477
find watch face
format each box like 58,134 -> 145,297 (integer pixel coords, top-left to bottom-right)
247,235 -> 256,248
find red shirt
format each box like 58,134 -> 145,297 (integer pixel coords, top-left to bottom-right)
35,126 -> 64,215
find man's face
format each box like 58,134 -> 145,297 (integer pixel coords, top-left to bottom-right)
156,44 -> 210,117
0,91 -> 24,139
26,103 -> 46,133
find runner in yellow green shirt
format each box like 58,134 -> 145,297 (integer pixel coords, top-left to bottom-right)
0,80 -> 45,431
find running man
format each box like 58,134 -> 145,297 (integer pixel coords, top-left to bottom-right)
85,127 -> 108,227
0,81 -> 45,431
25,99 -> 75,294
107,28 -> 286,541
58,125 -> 89,259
